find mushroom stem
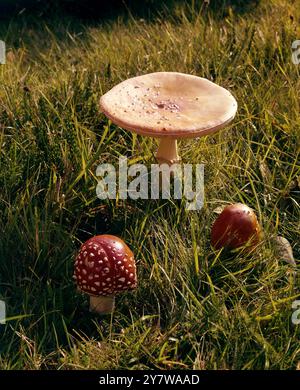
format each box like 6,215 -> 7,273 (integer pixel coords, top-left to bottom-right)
156,138 -> 180,165
89,295 -> 115,314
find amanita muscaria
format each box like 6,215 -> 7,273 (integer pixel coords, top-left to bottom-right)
211,203 -> 261,250
100,72 -> 237,165
74,235 -> 137,314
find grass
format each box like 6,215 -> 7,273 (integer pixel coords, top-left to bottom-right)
0,0 -> 299,370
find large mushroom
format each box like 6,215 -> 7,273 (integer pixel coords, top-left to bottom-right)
74,235 -> 137,314
100,72 -> 237,164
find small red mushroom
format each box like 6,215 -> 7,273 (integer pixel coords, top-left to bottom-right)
74,235 -> 137,314
211,203 -> 261,250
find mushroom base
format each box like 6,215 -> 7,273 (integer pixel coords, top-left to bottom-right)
89,295 -> 115,314
156,138 -> 180,165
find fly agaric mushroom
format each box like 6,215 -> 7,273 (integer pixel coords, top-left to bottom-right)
211,203 -> 261,250
74,235 -> 137,314
100,72 -> 237,164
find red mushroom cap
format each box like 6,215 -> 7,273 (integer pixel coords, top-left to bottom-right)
211,203 -> 261,250
74,235 -> 137,296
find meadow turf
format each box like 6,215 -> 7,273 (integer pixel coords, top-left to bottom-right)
0,0 -> 299,369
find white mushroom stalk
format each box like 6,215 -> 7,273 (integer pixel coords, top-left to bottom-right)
100,72 -> 237,165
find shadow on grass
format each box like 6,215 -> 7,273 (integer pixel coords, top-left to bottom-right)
0,0 -> 262,52
0,0 -> 261,22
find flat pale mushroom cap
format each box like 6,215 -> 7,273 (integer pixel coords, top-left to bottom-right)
100,72 -> 237,139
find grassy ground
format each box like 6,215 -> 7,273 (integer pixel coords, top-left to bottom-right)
0,0 -> 299,370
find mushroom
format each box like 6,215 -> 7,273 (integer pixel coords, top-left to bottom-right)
211,203 -> 261,250
100,72 -> 237,164
74,235 -> 137,314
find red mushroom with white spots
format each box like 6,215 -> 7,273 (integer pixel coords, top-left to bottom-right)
74,235 -> 137,314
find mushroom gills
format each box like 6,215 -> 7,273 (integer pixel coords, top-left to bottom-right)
89,295 -> 115,314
